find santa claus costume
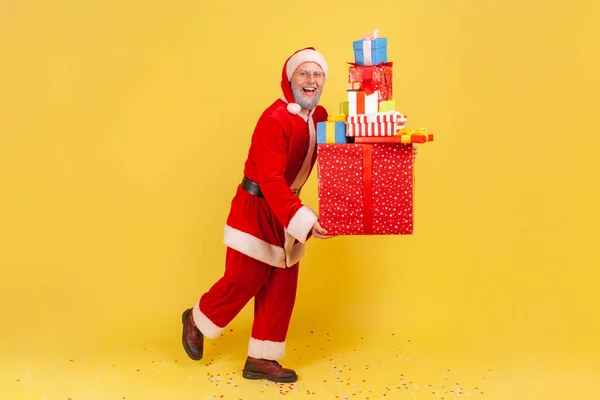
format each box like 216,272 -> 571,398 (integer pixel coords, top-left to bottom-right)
188,48 -> 329,362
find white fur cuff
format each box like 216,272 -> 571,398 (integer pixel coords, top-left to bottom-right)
248,338 -> 286,360
193,301 -> 223,339
286,205 -> 318,243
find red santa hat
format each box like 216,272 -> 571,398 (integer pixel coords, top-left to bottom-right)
281,47 -> 328,115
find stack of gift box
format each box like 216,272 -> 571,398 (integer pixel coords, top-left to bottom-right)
316,30 -> 434,235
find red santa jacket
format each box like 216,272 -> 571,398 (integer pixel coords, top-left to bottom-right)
223,98 -> 328,268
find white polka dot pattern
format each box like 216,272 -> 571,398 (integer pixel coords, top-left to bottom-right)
317,143 -> 414,235
371,143 -> 414,234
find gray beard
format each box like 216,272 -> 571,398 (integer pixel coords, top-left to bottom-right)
291,81 -> 323,110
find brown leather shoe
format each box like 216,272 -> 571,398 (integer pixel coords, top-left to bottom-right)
242,356 -> 298,383
181,308 -> 204,360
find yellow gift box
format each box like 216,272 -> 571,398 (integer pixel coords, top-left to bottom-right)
340,101 -> 349,116
379,100 -> 395,112
395,128 -> 434,143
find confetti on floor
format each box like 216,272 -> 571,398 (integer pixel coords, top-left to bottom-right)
0,328 -> 503,400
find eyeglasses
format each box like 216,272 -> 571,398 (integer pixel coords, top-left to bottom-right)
295,70 -> 325,81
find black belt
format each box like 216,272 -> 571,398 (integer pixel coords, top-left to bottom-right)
241,176 -> 301,198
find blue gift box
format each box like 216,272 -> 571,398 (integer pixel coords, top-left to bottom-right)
352,37 -> 388,66
316,121 -> 350,144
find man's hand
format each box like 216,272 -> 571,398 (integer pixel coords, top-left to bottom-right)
413,145 -> 418,161
312,220 -> 334,239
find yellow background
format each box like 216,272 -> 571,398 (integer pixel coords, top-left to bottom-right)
1,0 -> 599,399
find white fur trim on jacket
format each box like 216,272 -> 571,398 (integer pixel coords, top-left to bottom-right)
290,113 -> 316,190
283,229 -> 305,267
248,337 -> 286,360
193,300 -> 223,339
286,205 -> 318,243
224,225 -> 305,268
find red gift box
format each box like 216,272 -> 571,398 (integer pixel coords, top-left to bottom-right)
348,62 -> 393,103
317,143 -> 414,235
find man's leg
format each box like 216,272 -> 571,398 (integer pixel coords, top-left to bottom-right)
242,262 -> 300,383
182,247 -> 272,360
249,262 -> 299,359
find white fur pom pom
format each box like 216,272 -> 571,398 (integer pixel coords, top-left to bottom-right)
286,103 -> 302,115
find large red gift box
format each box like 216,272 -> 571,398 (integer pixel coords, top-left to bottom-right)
317,143 -> 414,235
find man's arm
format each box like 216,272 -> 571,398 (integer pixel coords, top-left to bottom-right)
253,116 -> 318,243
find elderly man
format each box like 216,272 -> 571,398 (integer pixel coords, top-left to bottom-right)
181,47 -> 332,383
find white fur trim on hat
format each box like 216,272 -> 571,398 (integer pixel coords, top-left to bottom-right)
286,49 -> 328,80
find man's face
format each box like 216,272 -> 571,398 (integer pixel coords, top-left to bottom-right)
291,61 -> 326,111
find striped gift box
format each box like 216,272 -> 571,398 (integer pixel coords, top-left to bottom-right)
346,111 -> 407,137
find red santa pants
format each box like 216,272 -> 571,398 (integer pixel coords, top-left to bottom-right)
192,247 -> 299,361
